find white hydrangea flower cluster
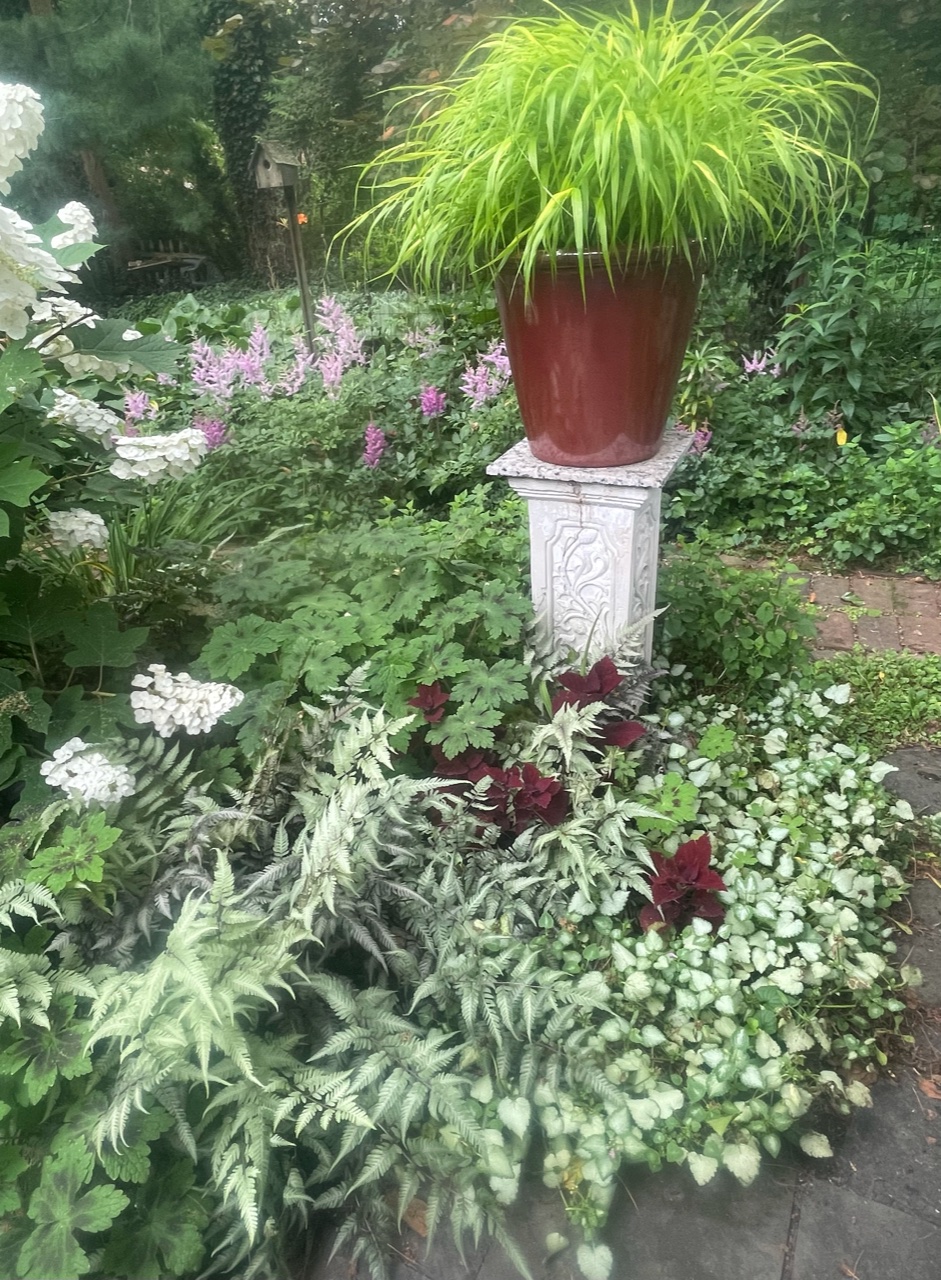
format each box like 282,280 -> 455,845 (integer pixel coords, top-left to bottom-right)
0,82 -> 43,194
47,389 -> 122,442
0,204 -> 72,340
50,201 -> 97,249
131,664 -> 244,737
40,737 -> 136,807
30,295 -> 98,330
110,428 -> 208,483
0,83 -> 77,340
47,507 -> 108,551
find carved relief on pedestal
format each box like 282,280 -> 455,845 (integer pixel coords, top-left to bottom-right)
629,493 -> 660,626
543,518 -> 618,654
492,436 -> 690,665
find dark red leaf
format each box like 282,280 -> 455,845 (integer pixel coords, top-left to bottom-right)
600,720 -> 647,748
408,682 -> 450,723
552,656 -> 623,711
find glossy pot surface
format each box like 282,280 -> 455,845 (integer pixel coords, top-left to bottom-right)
495,251 -> 701,467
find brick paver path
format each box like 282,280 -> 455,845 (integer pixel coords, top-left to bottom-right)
809,572 -> 941,655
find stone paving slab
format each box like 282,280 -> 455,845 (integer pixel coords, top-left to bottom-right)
790,1183 -> 940,1280
606,1162 -> 797,1280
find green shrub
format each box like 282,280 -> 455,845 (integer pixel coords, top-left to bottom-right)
656,544 -> 816,699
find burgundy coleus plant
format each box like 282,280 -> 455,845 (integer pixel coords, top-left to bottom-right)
408,681 -> 450,723
432,749 -> 568,834
639,834 -> 727,933
552,657 -> 647,752
552,655 -> 622,712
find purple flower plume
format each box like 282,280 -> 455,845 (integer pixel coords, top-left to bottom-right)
315,296 -> 365,397
420,384 -> 447,419
194,414 -> 229,450
742,349 -> 781,378
461,340 -> 512,408
362,422 -> 386,468
690,427 -> 712,455
124,390 -> 157,423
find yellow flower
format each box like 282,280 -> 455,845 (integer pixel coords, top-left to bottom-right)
835,427 -> 848,446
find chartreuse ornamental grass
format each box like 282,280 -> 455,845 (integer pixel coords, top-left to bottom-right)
349,0 -> 876,290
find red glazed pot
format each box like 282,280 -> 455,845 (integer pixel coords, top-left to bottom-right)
495,250 -> 702,467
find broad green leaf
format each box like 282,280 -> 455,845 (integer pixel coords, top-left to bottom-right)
0,344 -> 44,415
66,319 -> 183,376
0,570 -> 82,649
425,704 -> 503,755
496,1096 -> 531,1138
200,615 -> 288,680
62,604 -> 149,670
0,448 -> 46,515
100,1162 -> 207,1277
576,1243 -> 613,1280
451,658 -> 528,713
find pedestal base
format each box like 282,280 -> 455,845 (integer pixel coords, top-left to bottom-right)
487,428 -> 692,662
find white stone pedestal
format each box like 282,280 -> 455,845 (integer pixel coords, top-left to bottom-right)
486,427 -> 692,662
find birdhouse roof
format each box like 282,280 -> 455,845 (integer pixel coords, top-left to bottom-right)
250,141 -> 301,171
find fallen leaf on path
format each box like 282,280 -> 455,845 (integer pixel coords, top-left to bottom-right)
917,1076 -> 941,1100
839,1264 -> 861,1279
403,1198 -> 428,1237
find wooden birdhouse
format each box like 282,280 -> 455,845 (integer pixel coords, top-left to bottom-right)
250,141 -> 300,190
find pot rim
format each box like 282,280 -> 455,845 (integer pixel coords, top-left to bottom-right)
496,245 -> 703,281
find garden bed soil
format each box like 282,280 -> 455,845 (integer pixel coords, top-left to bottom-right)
304,753 -> 941,1280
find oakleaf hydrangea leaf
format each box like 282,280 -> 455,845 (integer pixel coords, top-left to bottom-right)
62,603 -> 149,670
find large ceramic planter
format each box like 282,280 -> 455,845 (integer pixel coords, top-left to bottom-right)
495,250 -> 702,467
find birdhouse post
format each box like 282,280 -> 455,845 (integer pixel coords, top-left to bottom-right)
250,141 -> 316,352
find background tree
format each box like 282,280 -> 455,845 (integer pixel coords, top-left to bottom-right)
0,0 -> 240,280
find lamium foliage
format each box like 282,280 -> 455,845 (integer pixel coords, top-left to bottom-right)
348,0 -> 877,291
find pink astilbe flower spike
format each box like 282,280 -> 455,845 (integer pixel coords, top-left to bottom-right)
362,422 -> 386,468
420,384 -> 447,418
